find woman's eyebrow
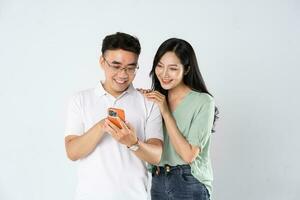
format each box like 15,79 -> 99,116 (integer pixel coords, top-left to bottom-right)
167,64 -> 180,67
158,61 -> 179,67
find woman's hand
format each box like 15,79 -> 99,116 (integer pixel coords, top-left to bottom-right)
137,88 -> 152,94
138,89 -> 170,116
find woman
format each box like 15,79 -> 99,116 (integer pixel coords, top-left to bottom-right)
140,38 -> 218,200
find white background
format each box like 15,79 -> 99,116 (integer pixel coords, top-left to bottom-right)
0,0 -> 299,199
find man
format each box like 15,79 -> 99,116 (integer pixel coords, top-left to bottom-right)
65,32 -> 163,200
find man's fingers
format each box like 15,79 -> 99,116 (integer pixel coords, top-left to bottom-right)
106,119 -> 120,130
105,123 -> 116,135
124,120 -> 134,131
117,117 -> 128,131
105,119 -> 120,137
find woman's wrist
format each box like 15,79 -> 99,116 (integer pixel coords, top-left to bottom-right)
162,109 -> 173,120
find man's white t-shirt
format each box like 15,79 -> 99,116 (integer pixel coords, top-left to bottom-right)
65,82 -> 163,200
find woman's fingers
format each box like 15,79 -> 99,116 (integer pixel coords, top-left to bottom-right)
145,92 -> 164,102
152,90 -> 164,97
137,88 -> 152,94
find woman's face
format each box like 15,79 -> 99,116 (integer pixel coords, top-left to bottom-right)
155,51 -> 185,90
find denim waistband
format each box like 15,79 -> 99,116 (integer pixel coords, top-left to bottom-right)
152,164 -> 191,176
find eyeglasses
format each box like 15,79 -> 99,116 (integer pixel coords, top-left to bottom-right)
103,57 -> 139,75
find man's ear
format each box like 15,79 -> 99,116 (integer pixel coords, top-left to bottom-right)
99,55 -> 105,69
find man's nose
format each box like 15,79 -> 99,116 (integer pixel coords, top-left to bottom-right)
118,68 -> 129,77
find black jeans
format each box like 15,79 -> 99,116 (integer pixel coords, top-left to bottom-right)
151,165 -> 210,200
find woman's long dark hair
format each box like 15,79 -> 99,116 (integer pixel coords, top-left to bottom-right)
150,38 -> 219,132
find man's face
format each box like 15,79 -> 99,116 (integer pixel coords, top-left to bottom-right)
100,49 -> 138,97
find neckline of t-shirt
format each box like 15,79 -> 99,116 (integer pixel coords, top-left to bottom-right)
171,90 -> 194,114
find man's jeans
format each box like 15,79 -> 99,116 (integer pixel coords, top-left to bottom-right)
151,165 -> 210,200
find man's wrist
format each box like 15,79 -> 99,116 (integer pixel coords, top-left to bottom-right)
127,138 -> 140,151
96,121 -> 105,135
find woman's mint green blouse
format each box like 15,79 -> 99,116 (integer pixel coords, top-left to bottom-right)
159,91 -> 215,195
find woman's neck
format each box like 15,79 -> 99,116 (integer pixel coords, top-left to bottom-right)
168,83 -> 191,103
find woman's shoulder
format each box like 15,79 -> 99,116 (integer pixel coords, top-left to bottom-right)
188,91 -> 215,116
189,90 -> 214,105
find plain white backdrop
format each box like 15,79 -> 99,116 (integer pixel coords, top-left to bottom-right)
0,0 -> 299,199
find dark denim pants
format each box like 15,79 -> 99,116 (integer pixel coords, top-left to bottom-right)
151,165 -> 210,200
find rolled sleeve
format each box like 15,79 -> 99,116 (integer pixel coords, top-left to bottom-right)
65,94 -> 84,136
187,100 -> 215,149
145,103 -> 164,141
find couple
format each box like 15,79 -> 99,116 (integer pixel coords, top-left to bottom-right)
64,32 -> 217,200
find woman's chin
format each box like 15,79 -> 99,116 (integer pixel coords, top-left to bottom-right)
160,83 -> 173,90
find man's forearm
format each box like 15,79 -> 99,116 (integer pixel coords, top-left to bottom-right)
65,122 -> 105,161
133,138 -> 163,165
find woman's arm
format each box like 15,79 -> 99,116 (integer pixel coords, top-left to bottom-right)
143,91 -> 199,164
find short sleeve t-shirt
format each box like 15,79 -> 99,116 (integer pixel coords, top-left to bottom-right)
65,82 -> 163,200
158,91 -> 215,195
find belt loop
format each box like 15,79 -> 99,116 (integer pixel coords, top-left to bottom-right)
155,166 -> 160,176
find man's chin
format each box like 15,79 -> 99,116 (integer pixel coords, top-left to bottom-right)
113,85 -> 130,92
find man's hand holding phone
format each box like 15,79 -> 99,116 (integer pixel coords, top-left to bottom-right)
104,108 -> 138,148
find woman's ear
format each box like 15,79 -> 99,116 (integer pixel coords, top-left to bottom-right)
184,66 -> 190,75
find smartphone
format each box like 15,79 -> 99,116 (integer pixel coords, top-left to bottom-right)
107,108 -> 125,129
